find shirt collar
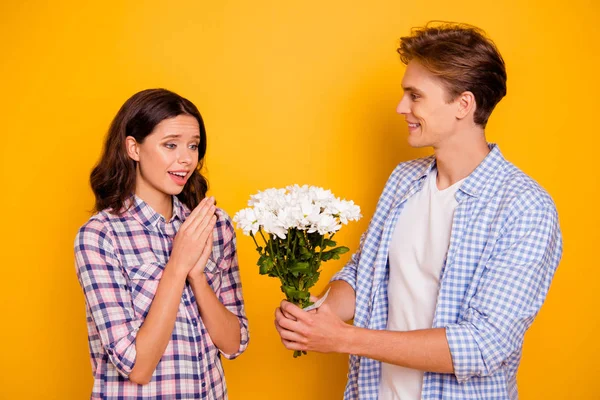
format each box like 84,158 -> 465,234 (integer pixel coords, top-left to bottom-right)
126,195 -> 186,229
412,143 -> 508,198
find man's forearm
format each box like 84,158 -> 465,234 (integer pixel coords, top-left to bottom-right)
321,280 -> 356,322
341,326 -> 454,373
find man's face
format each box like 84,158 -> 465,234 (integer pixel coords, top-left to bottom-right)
396,60 -> 461,148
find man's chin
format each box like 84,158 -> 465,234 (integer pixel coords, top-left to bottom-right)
407,137 -> 429,149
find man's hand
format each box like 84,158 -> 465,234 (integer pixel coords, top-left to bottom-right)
274,296 -> 351,354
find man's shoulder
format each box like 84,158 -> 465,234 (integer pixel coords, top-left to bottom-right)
388,155 -> 435,182
395,155 -> 435,173
495,162 -> 556,212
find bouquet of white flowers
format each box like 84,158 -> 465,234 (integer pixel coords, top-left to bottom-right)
233,184 -> 362,357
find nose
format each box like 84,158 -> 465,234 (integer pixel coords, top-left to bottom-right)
396,95 -> 410,115
178,148 -> 194,165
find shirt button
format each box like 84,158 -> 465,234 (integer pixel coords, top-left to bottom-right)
182,293 -> 187,299
202,382 -> 206,387
192,319 -> 197,325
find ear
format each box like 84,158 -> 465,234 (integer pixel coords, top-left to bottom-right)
125,136 -> 140,161
456,91 -> 476,121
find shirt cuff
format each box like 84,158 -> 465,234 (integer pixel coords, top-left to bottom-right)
105,327 -> 140,378
445,323 -> 484,384
330,271 -> 357,292
219,318 -> 249,360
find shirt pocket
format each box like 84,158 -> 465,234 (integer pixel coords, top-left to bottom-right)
126,262 -> 164,319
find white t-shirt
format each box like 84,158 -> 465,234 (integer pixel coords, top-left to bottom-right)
379,170 -> 464,400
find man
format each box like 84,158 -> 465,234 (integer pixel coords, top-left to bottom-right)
274,23 -> 563,400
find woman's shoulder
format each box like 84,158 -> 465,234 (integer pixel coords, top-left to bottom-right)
210,207 -> 232,242
74,209 -> 122,249
215,207 -> 233,223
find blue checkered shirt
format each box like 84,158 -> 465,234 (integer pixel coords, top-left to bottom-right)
332,144 -> 563,399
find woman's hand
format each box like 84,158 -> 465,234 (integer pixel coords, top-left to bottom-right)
187,223 -> 214,285
168,196 -> 217,277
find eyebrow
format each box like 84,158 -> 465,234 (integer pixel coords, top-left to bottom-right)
162,134 -> 201,140
402,86 -> 423,94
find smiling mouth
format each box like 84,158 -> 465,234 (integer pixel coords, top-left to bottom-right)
168,171 -> 187,178
408,123 -> 421,128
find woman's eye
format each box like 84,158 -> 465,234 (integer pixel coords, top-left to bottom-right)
189,144 -> 199,150
165,143 -> 176,149
410,93 -> 420,101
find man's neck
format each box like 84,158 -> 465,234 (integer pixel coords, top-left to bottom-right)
433,129 -> 490,190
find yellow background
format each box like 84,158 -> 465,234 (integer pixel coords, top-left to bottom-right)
0,1 -> 598,399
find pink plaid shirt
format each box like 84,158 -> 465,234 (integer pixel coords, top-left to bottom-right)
74,195 -> 249,399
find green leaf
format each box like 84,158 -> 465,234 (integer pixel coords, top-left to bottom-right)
323,239 -> 337,248
281,285 -> 310,303
304,271 -> 321,288
289,262 -> 310,274
333,246 -> 349,254
256,254 -> 267,267
258,258 -> 274,275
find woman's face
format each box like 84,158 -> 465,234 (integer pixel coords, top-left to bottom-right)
126,114 -> 201,204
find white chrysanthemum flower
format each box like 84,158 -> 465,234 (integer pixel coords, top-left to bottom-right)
260,211 -> 288,239
342,202 -> 362,223
232,208 -> 260,235
233,185 -> 361,237
315,214 -> 341,235
327,199 -> 362,224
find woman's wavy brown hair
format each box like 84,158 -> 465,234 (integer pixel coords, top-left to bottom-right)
398,22 -> 507,127
90,88 -> 208,214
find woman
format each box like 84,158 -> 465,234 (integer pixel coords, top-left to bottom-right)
74,88 -> 249,399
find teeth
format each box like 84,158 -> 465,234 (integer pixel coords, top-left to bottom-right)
408,123 -> 420,128
170,172 -> 186,177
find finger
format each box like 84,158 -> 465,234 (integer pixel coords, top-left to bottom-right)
280,300 -> 312,323
274,316 -> 294,337
196,216 -> 217,246
276,304 -> 297,321
309,295 -> 319,302
281,339 -> 307,352
274,318 -> 289,335
275,308 -> 291,324
275,307 -> 297,324
276,314 -> 304,333
195,229 -> 214,266
277,325 -> 308,344
186,197 -> 215,233
180,196 -> 210,229
282,309 -> 297,321
192,206 -> 217,237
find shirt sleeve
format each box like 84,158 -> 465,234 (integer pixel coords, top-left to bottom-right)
74,218 -> 141,378
330,231 -> 366,291
445,202 -> 563,383
330,162 -> 405,290
215,211 -> 250,360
